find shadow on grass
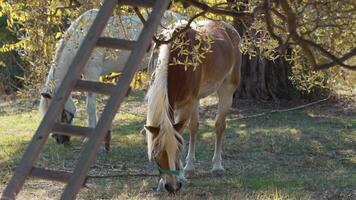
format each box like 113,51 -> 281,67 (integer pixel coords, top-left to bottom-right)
189,107 -> 356,199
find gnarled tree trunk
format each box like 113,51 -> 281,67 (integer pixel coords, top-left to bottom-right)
232,18 -> 300,106
234,54 -> 298,101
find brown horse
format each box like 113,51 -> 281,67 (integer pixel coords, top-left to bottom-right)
145,20 -> 241,193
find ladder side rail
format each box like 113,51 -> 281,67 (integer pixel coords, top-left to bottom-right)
61,0 -> 172,199
1,0 -> 117,199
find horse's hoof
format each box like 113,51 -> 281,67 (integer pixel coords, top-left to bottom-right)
211,167 -> 225,176
156,178 -> 165,192
104,145 -> 110,152
177,174 -> 188,185
52,134 -> 71,145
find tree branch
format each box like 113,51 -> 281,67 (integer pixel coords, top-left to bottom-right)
181,0 -> 260,19
314,47 -> 356,70
52,0 -> 81,16
139,0 -> 356,71
133,6 -> 206,45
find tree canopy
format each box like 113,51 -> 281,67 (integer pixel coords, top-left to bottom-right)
0,0 -> 355,95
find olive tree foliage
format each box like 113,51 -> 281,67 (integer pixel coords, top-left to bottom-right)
0,0 -> 105,95
173,0 -> 356,69
170,0 -> 355,94
0,0 -> 355,96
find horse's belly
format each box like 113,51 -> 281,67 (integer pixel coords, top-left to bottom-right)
100,51 -> 130,75
197,64 -> 233,99
198,80 -> 224,99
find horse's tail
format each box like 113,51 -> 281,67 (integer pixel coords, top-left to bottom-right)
39,10 -> 98,115
145,42 -> 182,161
222,22 -> 242,86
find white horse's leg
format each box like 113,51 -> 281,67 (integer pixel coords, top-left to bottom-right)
84,55 -> 113,150
87,92 -> 97,128
177,160 -> 188,184
157,178 -> 165,192
82,80 -> 98,143
84,62 -> 101,129
80,70 -> 99,144
64,95 -> 76,120
212,83 -> 235,175
184,100 -> 199,177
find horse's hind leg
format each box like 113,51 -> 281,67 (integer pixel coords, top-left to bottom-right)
212,82 -> 236,175
184,100 -> 199,177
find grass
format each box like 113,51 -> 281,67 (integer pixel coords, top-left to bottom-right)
0,90 -> 355,199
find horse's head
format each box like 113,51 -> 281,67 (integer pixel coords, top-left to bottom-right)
144,121 -> 185,193
39,82 -> 75,144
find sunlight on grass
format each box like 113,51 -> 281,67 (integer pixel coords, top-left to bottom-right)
0,111 -> 41,134
117,113 -> 144,122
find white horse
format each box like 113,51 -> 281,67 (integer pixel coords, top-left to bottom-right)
39,9 -> 187,143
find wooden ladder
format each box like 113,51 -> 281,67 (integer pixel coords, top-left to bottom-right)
1,0 -> 171,199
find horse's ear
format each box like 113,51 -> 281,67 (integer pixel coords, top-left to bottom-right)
40,87 -> 52,99
173,121 -> 185,133
41,92 -> 52,99
144,125 -> 160,137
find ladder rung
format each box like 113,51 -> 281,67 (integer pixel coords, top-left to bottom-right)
121,0 -> 156,7
52,124 -> 94,137
29,167 -> 72,183
97,37 -> 136,50
74,80 -> 114,95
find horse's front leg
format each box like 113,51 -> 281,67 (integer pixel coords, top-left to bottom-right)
85,83 -> 111,150
87,92 -> 97,128
84,64 -> 101,143
184,101 -> 199,177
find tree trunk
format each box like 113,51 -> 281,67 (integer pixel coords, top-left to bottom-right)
232,19 -> 300,106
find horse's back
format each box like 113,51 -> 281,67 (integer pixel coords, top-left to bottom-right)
167,20 -> 241,105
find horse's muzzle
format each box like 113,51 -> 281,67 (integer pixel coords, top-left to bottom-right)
164,182 -> 182,194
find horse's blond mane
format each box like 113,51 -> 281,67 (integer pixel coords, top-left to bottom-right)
146,30 -> 183,164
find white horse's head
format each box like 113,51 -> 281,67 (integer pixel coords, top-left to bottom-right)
39,10 -> 99,118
